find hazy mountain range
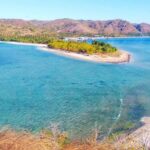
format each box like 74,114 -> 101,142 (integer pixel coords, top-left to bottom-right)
0,18 -> 150,37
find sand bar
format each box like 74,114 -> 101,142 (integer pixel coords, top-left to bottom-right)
1,41 -> 131,63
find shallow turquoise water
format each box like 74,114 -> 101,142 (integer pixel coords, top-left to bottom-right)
0,38 -> 150,138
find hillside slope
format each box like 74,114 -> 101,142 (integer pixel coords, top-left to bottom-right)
0,19 -> 150,37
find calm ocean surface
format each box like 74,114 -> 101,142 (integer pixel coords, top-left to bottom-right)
0,38 -> 150,138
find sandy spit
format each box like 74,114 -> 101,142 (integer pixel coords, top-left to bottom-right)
2,41 -> 131,63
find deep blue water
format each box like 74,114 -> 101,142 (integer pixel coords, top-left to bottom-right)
0,38 -> 150,138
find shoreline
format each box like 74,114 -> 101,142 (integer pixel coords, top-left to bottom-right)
130,117 -> 150,140
1,41 -> 131,63
65,36 -> 150,41
117,117 -> 150,148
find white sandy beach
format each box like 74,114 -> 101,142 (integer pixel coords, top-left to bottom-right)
2,41 -> 131,63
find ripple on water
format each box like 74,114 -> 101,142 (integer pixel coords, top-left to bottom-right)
0,39 -> 150,139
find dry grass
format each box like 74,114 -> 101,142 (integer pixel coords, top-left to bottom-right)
0,130 -> 115,150
0,130 -> 58,150
0,125 -> 68,150
0,127 -> 148,150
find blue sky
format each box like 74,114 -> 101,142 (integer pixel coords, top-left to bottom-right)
0,0 -> 149,23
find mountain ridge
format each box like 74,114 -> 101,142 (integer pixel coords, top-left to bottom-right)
0,18 -> 150,37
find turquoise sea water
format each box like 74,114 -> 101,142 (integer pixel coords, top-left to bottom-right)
0,38 -> 150,139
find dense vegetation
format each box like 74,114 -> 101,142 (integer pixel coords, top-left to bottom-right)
0,35 -> 118,54
0,35 -> 53,44
48,40 -> 117,54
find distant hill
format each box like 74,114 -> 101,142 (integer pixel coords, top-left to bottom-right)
0,18 -> 150,37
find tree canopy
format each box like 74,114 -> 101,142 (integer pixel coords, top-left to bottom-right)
48,40 -> 117,54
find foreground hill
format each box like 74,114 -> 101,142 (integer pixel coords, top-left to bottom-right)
0,117 -> 150,150
0,19 -> 150,37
